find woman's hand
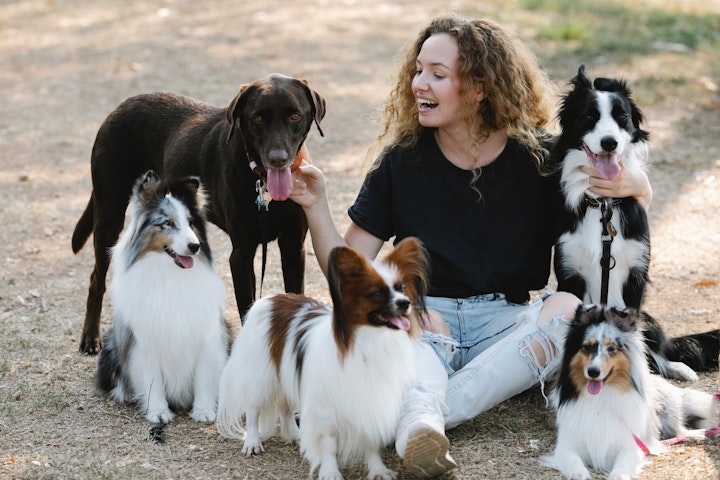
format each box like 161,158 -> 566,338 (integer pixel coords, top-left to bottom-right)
581,164 -> 653,211
290,163 -> 327,210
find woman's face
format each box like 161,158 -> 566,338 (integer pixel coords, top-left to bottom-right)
412,33 -> 480,130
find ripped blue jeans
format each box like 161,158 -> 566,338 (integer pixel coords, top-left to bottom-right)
423,293 -> 568,428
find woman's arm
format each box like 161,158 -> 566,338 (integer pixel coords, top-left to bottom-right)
581,164 -> 653,211
291,164 -> 383,276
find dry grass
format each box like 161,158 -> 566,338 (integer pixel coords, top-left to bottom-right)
1,1 -> 719,479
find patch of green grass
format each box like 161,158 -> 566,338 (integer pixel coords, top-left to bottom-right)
537,22 -> 589,42
521,0 -> 720,55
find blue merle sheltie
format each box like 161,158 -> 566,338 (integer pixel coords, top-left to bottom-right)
543,305 -> 719,479
552,65 -> 719,381
95,170 -> 228,424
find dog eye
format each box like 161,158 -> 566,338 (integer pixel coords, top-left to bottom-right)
367,288 -> 386,301
289,113 -> 302,122
581,343 -> 594,353
252,115 -> 263,124
164,220 -> 176,229
394,282 -> 405,293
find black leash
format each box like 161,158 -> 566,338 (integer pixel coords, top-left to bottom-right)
235,123 -> 271,300
585,196 -> 619,305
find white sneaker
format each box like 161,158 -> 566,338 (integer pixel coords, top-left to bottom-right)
402,420 -> 457,478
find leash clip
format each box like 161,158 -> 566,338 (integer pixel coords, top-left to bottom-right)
255,179 -> 271,211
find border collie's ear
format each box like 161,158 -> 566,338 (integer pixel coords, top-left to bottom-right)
577,64 -> 586,79
571,64 -> 592,90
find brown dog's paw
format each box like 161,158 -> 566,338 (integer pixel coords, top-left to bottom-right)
79,335 -> 101,355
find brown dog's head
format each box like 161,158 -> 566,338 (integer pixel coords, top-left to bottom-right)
225,74 -> 326,201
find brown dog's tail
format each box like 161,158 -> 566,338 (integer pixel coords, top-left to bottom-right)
72,193 -> 94,254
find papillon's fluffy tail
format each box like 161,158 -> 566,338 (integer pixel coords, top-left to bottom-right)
216,400 -> 280,441
216,348 -> 248,439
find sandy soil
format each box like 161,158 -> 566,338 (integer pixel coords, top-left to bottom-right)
1,1 -> 718,479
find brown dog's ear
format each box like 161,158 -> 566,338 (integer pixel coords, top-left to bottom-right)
226,84 -> 252,143
299,79 -> 326,137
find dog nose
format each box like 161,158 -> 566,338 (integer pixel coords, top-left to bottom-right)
268,149 -> 289,167
587,366 -> 601,379
395,298 -> 410,312
188,243 -> 200,254
600,136 -> 618,152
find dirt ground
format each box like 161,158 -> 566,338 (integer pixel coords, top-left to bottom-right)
1,1 -> 719,479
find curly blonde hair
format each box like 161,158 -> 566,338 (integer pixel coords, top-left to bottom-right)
371,14 -> 557,175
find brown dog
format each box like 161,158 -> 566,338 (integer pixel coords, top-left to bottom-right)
72,74 -> 326,354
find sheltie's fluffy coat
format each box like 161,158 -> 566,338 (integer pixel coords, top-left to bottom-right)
543,306 -> 719,479
95,171 -> 228,423
216,237 -> 429,480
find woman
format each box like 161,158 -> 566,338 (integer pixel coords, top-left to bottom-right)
291,14 -> 652,478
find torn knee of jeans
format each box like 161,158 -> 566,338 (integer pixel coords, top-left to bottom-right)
519,331 -> 561,405
519,331 -> 559,378
422,330 -> 459,355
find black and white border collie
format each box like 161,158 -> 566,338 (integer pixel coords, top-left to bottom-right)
552,65 -> 719,381
543,305 -> 719,480
216,237 -> 429,480
95,171 -> 228,424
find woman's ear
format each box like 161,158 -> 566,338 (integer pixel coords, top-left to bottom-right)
474,82 -> 485,103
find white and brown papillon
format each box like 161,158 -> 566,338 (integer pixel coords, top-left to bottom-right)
543,305 -> 719,479
95,170 -> 228,424
216,237 -> 429,480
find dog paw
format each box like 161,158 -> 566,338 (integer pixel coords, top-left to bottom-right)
80,335 -> 101,355
567,472 -> 591,480
367,467 -> 397,480
317,466 -> 343,480
146,409 -> 175,424
189,407 -> 216,423
667,361 -> 699,382
608,472 -> 632,480
241,440 -> 265,456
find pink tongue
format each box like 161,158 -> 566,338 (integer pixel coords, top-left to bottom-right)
267,167 -> 292,201
389,316 -> 411,331
587,379 -> 603,395
594,153 -> 621,180
175,255 -> 194,269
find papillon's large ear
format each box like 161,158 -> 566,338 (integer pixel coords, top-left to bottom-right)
327,246 -> 369,352
386,237 -> 430,331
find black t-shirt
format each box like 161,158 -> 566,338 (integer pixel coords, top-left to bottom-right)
348,131 -> 561,304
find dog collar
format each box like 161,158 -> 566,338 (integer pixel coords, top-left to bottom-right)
583,195 -> 622,209
247,154 -> 267,180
